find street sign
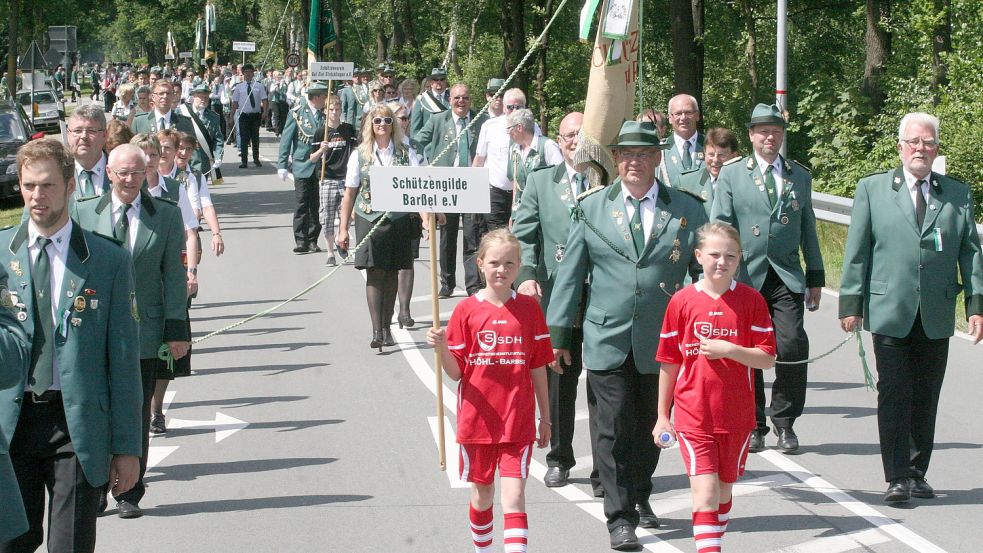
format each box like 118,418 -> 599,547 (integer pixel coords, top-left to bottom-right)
309,61 -> 354,81
164,54 -> 175,60
232,41 -> 257,52
285,52 -> 301,68
369,167 -> 490,213
179,51 -> 192,59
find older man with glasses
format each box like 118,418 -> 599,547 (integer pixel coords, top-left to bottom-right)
67,106 -> 110,199
410,67 -> 450,137
659,94 -> 705,187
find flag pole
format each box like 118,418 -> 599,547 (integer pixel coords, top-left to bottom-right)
430,212 -> 446,470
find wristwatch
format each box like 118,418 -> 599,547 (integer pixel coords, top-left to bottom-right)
187,268 -> 198,275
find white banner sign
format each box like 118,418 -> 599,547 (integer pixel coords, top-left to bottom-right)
369,167 -> 490,213
232,41 -> 257,52
179,51 -> 192,59
309,61 -> 354,81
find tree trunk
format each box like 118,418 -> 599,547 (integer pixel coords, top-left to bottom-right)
668,0 -> 701,100
389,0 -> 405,62
376,28 -> 388,64
500,0 -> 526,91
930,0 -> 951,104
862,0 -> 891,113
737,0 -> 758,107
332,0 -> 344,61
399,0 -> 420,65
467,0 -> 487,61
690,0 -> 705,111
531,0 -> 554,132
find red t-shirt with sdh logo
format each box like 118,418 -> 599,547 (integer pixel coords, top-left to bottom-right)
446,292 -> 554,444
656,281 -> 776,433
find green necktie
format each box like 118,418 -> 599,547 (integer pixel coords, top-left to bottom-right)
681,140 -> 693,170
764,165 -> 778,208
115,203 -> 132,249
629,197 -> 646,255
574,173 -> 586,195
457,117 -> 470,167
30,237 -> 54,393
79,170 -> 93,197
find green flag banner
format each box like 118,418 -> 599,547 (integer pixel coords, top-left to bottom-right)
307,0 -> 321,65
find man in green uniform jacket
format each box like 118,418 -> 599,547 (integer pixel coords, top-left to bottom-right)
711,104 -> 824,454
278,82 -> 329,253
839,112 -> 983,504
0,266 -> 30,542
674,127 -> 740,217
659,94 -> 705,188
547,121 -> 707,550
0,139 -> 141,553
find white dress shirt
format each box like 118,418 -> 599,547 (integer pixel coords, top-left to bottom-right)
74,154 -> 108,196
148,172 -> 199,230
621,181 -> 660,245
27,219 -> 74,390
345,141 -> 420,189
902,167 -> 930,212
673,131 -> 700,161
110,193 -> 142,251
754,153 -> 785,197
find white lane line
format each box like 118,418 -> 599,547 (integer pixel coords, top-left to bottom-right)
759,450 -> 949,553
427,416 -> 470,488
763,528 -> 889,553
574,408 -> 589,421
146,446 -> 179,472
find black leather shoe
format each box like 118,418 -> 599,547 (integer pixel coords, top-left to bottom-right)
609,526 -> 641,551
544,467 -> 569,487
884,478 -> 911,503
370,331 -> 384,351
238,163 -> 248,169
397,313 -> 415,329
116,500 -> 144,519
382,327 -> 396,347
910,478 -> 935,499
253,160 -> 262,167
308,243 -> 322,253
775,426 -> 799,453
637,502 -> 660,529
150,413 -> 166,435
293,245 -> 308,254
748,429 -> 765,453
437,286 -> 454,299
98,493 -> 108,515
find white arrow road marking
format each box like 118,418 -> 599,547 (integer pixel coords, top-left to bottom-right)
427,416 -> 470,488
763,528 -> 889,553
166,412 -> 249,443
145,446 -> 179,472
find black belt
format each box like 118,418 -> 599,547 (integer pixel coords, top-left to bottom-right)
25,390 -> 62,404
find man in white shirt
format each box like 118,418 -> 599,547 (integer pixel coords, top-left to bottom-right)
660,94 -> 705,187
230,63 -> 268,168
66,106 -> 110,199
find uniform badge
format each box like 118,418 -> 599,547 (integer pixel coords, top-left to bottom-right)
672,155 -> 679,164
929,204 -> 936,211
679,217 -> 687,230
84,288 -> 97,296
10,260 -> 22,277
90,299 -> 99,310
73,296 -> 86,312
554,244 -> 566,263
66,290 -> 74,298
780,215 -> 790,225
894,176 -> 902,184
790,199 -> 800,211
16,312 -> 27,322
0,287 -> 11,308
751,225 -> 761,237
746,157 -> 755,170
696,152 -> 704,160
71,317 -> 82,327
669,239 -> 682,263
130,291 -> 140,322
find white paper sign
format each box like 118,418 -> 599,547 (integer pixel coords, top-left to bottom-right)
179,51 -> 192,59
232,41 -> 257,52
309,62 -> 354,81
369,167 -> 490,213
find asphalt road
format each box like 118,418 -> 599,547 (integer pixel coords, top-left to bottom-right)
78,128 -> 983,553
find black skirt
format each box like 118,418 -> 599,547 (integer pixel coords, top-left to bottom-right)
354,214 -> 415,270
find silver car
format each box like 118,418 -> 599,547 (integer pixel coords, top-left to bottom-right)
16,89 -> 65,134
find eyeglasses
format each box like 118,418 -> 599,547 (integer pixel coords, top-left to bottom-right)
901,137 -> 939,149
452,95 -> 470,101
505,104 -> 524,111
372,117 -> 393,125
558,131 -> 579,142
109,168 -> 146,178
617,151 -> 656,160
670,110 -> 698,118
69,128 -> 104,136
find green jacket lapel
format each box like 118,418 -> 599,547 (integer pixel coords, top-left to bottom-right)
891,167 -> 920,233
646,182 -> 673,249
921,172 -> 945,235
7,224 -> 35,338
58,224 -> 90,318
132,191 -> 158,260
746,156 -> 776,214
553,165 -> 576,210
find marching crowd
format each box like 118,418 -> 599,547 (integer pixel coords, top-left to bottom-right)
1,55 -> 982,553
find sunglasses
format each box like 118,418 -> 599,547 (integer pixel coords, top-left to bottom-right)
372,117 -> 393,125
505,104 -> 524,110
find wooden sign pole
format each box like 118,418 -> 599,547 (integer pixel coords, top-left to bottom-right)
429,212 -> 446,470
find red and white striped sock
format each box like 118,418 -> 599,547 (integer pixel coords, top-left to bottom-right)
503,512 -> 529,553
693,510 -> 723,553
470,505 -> 494,553
718,500 -> 733,535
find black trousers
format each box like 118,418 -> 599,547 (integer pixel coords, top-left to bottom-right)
586,352 -> 661,531
293,175 -> 322,246
273,102 -> 288,135
546,327 -> 585,470
438,213 -> 477,290
238,112 -> 261,163
113,359 -> 159,505
754,267 -> 809,431
463,187 -> 513,294
2,397 -> 101,553
872,313 -> 949,482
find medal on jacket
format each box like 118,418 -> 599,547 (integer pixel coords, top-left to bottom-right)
73,296 -> 87,312
555,244 -> 566,263
10,260 -> 22,277
752,224 -> 761,236
669,238 -> 682,263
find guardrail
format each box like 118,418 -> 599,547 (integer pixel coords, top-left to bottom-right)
812,191 -> 983,240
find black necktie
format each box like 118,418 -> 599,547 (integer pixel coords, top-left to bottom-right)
115,204 -> 132,249
30,237 -> 54,393
915,180 -> 927,228
247,82 -> 256,109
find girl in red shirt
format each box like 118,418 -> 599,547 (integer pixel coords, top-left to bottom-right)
428,229 -> 553,553
654,222 -> 777,553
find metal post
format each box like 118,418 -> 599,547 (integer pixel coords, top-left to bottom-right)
6,0 -> 18,97
776,0 -> 788,156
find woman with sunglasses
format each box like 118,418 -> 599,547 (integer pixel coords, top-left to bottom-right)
362,80 -> 385,115
338,104 -> 422,350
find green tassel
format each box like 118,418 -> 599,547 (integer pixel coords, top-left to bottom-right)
855,330 -> 875,391
158,343 -> 175,374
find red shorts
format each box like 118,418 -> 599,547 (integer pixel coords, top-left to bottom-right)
676,430 -> 752,483
459,442 -> 533,485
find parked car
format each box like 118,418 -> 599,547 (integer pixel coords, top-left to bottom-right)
0,101 -> 45,201
16,89 -> 64,134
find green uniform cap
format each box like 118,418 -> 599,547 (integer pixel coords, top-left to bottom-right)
608,121 -> 661,148
306,81 -> 329,96
747,103 -> 787,128
429,67 -> 447,80
486,78 -> 506,93
191,83 -> 211,95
